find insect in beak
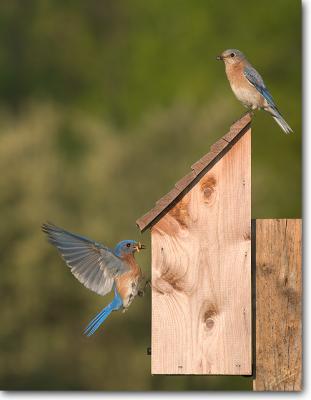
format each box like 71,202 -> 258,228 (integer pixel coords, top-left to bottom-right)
135,242 -> 146,252
216,55 -> 223,60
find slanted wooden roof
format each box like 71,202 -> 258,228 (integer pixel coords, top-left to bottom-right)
136,112 -> 252,232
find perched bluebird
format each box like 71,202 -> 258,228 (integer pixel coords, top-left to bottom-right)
42,223 -> 146,336
217,49 -> 292,134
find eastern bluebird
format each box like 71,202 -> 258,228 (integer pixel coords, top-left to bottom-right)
42,223 -> 146,336
217,49 -> 293,134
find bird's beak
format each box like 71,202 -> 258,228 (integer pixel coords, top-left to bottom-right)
135,242 -> 146,252
216,55 -> 223,61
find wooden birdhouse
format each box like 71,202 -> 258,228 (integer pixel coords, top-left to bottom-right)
136,112 -> 302,389
136,113 -> 252,375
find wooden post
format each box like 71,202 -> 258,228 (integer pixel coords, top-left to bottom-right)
253,219 -> 302,391
151,129 -> 251,375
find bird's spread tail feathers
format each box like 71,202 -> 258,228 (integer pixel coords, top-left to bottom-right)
272,115 -> 293,135
84,288 -> 123,336
267,107 -> 293,134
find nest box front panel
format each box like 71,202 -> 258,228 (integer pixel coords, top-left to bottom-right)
150,130 -> 251,375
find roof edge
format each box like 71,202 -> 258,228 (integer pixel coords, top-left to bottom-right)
136,112 -> 252,232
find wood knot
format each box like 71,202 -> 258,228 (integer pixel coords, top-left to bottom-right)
281,286 -> 299,306
259,263 -> 273,275
153,277 -> 173,294
205,318 -> 215,330
200,175 -> 217,204
169,278 -> 185,292
202,304 -> 219,331
275,276 -> 299,306
157,270 -> 188,294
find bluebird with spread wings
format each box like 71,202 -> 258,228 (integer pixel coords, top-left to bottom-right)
42,223 -> 145,336
217,49 -> 293,134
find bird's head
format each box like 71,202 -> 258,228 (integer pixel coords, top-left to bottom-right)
217,49 -> 246,65
114,240 -> 145,257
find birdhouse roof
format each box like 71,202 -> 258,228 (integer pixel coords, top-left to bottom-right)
136,112 -> 252,232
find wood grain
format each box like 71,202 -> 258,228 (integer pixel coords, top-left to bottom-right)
253,219 -> 302,391
151,129 -> 251,375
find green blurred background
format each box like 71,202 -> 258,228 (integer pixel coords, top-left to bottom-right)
0,0 -> 301,391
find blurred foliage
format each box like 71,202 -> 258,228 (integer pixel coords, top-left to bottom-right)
0,0 -> 300,391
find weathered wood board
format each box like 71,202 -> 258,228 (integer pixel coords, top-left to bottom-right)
253,219 -> 302,391
151,130 -> 251,375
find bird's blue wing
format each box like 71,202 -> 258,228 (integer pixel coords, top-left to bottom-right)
244,65 -> 277,109
42,223 -> 129,296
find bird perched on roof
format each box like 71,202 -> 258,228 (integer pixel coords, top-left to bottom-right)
42,223 -> 146,336
217,49 -> 292,134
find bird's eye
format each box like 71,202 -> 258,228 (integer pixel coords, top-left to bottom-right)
230,53 -> 235,57
126,243 -> 131,248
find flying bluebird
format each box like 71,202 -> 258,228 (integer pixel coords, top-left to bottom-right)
217,49 -> 293,134
42,223 -> 146,336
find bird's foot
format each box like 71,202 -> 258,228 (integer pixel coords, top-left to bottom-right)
138,279 -> 151,297
244,108 -> 254,117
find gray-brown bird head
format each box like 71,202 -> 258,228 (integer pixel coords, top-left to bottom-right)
217,49 -> 246,65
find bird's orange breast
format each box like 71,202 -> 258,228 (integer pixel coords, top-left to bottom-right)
115,254 -> 142,303
225,62 -> 265,108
